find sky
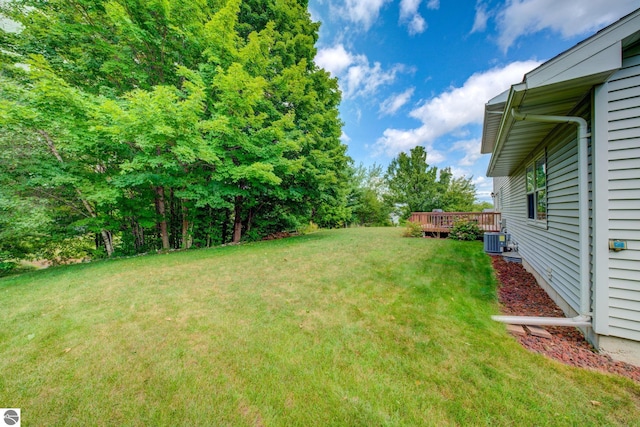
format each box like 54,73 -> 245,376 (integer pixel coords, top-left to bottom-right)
309,0 -> 639,201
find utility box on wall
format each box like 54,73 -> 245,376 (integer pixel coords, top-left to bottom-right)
609,240 -> 627,251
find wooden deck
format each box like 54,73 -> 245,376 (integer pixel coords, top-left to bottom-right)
409,212 -> 502,238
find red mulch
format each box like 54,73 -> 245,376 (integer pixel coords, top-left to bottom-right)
492,256 -> 640,382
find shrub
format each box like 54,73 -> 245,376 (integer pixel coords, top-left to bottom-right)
448,219 -> 482,241
402,221 -> 423,238
0,261 -> 17,277
0,261 -> 36,277
297,221 -> 319,235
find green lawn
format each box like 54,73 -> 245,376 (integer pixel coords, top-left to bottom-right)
1,227 -> 639,426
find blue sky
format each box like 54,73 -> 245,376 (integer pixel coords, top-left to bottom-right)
309,0 -> 639,201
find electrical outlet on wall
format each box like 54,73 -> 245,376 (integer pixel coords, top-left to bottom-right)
546,267 -> 553,280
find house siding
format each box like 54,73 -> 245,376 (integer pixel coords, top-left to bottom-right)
493,117 -> 586,314
604,52 -> 640,342
493,53 -> 640,344
486,14 -> 640,363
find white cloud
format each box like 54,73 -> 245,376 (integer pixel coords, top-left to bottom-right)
315,44 -> 354,76
379,88 -> 415,116
495,0 -> 638,51
343,60 -> 403,98
408,59 -> 540,130
473,176 -> 491,187
374,60 -> 541,157
425,148 -> 446,164
316,44 -> 409,100
451,138 -> 482,167
400,0 -> 421,17
407,14 -> 426,35
426,0 -> 439,8
399,0 -> 432,35
473,176 -> 494,201
375,127 -> 433,157
341,131 -> 352,143
449,167 -> 471,179
339,0 -> 392,30
470,2 -> 489,33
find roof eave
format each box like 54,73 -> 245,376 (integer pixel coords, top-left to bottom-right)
480,90 -> 509,154
482,8 -> 640,178
486,84 -> 526,177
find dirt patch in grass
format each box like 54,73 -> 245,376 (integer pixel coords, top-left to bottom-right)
492,256 -> 640,383
262,231 -> 296,241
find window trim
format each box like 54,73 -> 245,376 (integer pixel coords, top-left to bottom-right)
525,151 -> 547,227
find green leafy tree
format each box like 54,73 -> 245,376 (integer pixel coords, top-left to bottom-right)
95,68 -> 215,250
1,57 -> 119,256
385,146 -> 445,218
473,200 -> 494,211
441,175 -> 477,212
0,0 -> 350,260
385,146 -> 478,218
350,163 -> 392,226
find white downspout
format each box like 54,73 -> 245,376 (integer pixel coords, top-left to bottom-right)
491,109 -> 592,328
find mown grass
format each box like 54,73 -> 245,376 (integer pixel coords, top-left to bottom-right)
1,227 -> 639,426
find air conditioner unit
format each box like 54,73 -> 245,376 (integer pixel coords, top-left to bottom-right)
484,232 -> 509,254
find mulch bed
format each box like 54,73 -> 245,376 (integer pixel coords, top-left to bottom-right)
492,256 -> 640,382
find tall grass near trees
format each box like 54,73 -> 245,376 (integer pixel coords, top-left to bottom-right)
1,228 -> 638,425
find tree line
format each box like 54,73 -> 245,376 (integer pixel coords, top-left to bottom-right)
1,0 -> 351,263
350,146 -> 491,227
0,0 -> 486,269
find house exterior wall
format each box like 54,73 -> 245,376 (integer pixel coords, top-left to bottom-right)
597,52 -> 640,344
492,113 -> 587,317
493,50 -> 640,363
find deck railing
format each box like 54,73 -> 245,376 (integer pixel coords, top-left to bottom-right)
408,211 -> 502,236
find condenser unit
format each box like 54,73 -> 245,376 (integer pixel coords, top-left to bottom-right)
484,232 -> 509,254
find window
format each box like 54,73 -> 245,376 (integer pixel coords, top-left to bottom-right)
526,154 -> 546,221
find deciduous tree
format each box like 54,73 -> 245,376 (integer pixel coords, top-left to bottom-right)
0,0 -> 350,261
385,146 -> 477,218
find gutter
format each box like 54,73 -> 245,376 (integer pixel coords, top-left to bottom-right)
491,109 -> 592,328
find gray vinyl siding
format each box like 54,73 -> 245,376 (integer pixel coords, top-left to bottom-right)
491,49 -> 640,344
493,121 -> 584,314
605,52 -> 640,342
